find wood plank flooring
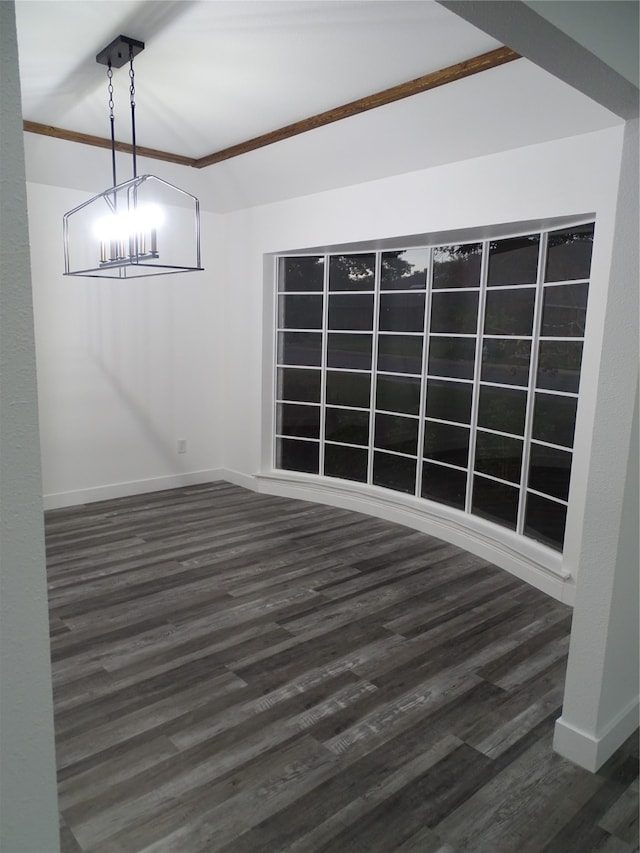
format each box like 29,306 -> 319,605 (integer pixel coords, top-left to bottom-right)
46,481 -> 639,853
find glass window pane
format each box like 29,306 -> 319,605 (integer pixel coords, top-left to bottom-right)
481,339 -> 531,387
381,249 -> 429,290
278,294 -> 323,329
430,291 -> 478,334
327,333 -> 372,370
329,254 -> 376,291
326,371 -> 371,408
424,421 -> 469,468
488,235 -> 540,286
376,375 -> 421,415
428,336 -> 476,380
484,288 -> 536,336
277,368 -> 321,403
328,294 -> 374,330
374,413 -> 418,455
276,403 -> 320,440
532,393 -> 578,448
537,341 -> 583,393
477,385 -> 527,436
325,408 -> 369,446
324,445 -> 368,483
277,332 -> 322,367
425,379 -> 473,425
279,256 -> 324,292
379,292 -> 425,333
277,438 -> 319,475
524,493 -> 567,551
545,223 -> 594,282
422,462 -> 467,510
472,476 -> 519,530
541,283 -> 589,337
433,243 -> 482,289
377,335 -> 423,375
373,452 -> 416,494
475,431 -> 523,484
528,443 -> 572,501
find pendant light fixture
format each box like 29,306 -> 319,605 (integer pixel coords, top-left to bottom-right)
63,35 -> 203,278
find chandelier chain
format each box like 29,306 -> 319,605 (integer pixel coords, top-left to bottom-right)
129,49 -> 138,179
107,64 -> 114,118
107,60 -> 117,188
129,55 -> 135,107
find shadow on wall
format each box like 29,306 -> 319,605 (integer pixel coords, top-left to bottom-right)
83,276 -> 185,473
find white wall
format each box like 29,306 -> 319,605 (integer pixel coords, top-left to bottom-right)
28,183 -> 225,507
599,385 -> 639,729
554,117 -> 639,771
220,126 -> 625,601
0,2 -> 59,850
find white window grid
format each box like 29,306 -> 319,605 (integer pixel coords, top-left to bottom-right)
274,231 -> 591,545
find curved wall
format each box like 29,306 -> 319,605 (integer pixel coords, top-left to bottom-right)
221,127 -> 626,604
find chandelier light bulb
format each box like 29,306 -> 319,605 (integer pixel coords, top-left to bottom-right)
94,204 -> 163,240
95,204 -> 164,264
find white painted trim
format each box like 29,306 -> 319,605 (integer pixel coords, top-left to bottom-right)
42,469 -> 226,510
553,696 -> 640,772
218,469 -> 259,491
247,469 -> 573,604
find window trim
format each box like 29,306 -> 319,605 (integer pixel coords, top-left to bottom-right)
261,215 -> 596,591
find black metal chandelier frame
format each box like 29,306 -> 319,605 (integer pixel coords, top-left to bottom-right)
62,35 -> 203,279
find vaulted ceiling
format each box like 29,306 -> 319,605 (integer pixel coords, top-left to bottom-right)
15,0 -> 628,212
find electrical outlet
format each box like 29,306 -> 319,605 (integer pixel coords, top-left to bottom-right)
177,439 -> 187,454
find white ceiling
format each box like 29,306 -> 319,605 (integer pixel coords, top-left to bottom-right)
15,0 -> 624,212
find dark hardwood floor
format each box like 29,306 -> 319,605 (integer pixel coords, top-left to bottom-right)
46,482 -> 639,853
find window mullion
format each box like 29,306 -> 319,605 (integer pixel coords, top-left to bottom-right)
367,252 -> 382,485
272,260 -> 281,470
466,240 -> 489,514
319,256 -> 329,476
415,247 -> 433,498
517,232 -> 548,533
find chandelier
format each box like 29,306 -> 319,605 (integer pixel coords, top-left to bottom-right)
63,35 -> 203,279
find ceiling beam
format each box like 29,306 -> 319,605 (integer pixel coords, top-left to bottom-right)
193,46 -> 520,168
23,47 -> 520,170
22,121 -> 196,168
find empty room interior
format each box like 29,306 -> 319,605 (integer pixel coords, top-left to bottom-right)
1,1 -> 639,851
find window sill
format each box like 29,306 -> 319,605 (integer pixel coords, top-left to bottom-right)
255,469 -> 573,603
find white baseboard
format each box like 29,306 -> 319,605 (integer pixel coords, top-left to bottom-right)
43,468 -> 226,510
217,469 -> 258,491
553,697 -> 640,772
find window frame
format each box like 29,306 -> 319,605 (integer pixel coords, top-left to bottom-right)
270,218 -> 594,555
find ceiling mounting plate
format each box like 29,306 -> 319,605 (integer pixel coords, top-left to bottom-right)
96,35 -> 145,68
